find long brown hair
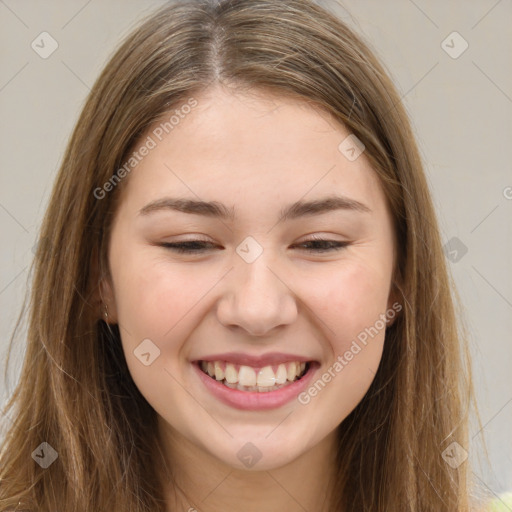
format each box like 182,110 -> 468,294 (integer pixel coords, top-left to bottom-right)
0,0 -> 484,510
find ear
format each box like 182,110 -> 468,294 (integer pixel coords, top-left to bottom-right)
90,245 -> 119,324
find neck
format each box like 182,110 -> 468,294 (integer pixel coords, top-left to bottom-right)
157,419 -> 339,512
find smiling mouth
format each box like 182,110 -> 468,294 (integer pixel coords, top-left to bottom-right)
197,360 -> 311,393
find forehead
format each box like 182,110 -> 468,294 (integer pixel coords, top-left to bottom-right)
116,85 -> 386,217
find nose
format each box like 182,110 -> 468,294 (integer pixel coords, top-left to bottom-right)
216,251 -> 298,337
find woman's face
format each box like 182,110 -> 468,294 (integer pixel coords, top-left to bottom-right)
103,85 -> 397,471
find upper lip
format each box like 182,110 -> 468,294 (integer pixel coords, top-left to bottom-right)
193,352 -> 317,367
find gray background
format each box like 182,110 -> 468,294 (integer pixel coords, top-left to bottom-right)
1,0 -> 511,502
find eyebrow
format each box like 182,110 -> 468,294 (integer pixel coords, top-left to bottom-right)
138,194 -> 371,222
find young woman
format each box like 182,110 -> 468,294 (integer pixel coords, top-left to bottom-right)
0,0 -> 491,510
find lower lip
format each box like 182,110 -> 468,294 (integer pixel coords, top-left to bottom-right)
192,361 -> 319,411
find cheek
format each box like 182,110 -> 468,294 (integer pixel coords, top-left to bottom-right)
112,253 -> 204,340
310,258 -> 391,340
111,255 -> 204,402
297,263 -> 389,419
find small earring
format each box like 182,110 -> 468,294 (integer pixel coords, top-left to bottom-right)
103,303 -> 109,322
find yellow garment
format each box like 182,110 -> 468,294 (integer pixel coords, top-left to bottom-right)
487,492 -> 512,511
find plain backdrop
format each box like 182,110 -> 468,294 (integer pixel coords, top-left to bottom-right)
1,0 -> 511,500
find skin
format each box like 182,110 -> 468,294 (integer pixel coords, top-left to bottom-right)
101,83 -> 398,512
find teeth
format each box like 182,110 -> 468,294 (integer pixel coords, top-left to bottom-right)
275,364 -> 288,384
225,363 -> 238,384
256,366 -> 276,387
214,361 -> 224,381
238,365 -> 257,387
199,360 -> 309,388
287,362 -> 297,381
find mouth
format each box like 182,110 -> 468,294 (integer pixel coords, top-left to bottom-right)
196,359 -> 312,393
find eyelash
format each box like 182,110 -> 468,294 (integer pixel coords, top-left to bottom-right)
160,238 -> 349,254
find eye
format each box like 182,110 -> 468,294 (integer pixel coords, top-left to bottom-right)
291,237 -> 349,253
160,237 -> 349,254
160,240 -> 218,254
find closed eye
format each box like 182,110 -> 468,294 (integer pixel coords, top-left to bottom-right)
160,238 -> 349,254
293,239 -> 349,252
